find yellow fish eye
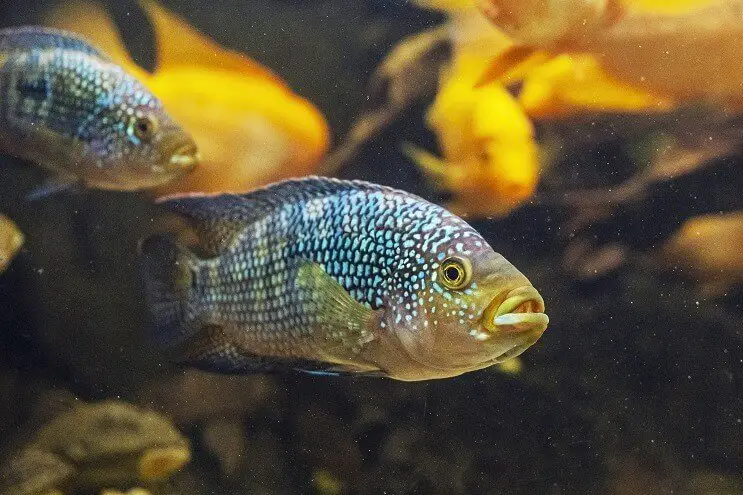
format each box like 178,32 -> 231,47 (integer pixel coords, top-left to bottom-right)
439,256 -> 472,290
132,115 -> 159,142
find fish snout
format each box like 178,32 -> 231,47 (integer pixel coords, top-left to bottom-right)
166,141 -> 200,173
482,285 -> 548,335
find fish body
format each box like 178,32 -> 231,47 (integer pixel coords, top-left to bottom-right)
45,0 -> 329,195
140,177 -> 548,381
0,27 -> 198,191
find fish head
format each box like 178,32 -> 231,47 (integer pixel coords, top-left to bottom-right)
80,74 -> 199,190
382,216 -> 548,378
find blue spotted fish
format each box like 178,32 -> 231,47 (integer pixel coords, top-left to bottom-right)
139,177 -> 548,381
0,27 -> 198,194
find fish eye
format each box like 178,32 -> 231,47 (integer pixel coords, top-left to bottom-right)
131,115 -> 158,142
439,256 -> 472,290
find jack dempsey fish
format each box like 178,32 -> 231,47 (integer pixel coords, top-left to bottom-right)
0,27 -> 198,194
140,177 -> 548,381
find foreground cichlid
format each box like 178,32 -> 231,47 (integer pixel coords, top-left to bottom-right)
0,27 -> 198,193
140,178 -> 548,381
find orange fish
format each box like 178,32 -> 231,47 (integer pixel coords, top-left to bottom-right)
477,0 -> 743,108
45,0 -> 330,195
663,212 -> 743,297
402,3 -> 537,217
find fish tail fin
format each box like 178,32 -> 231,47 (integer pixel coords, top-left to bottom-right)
138,233 -> 204,347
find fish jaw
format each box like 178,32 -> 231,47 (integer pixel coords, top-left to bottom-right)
167,141 -> 200,173
481,285 -> 549,336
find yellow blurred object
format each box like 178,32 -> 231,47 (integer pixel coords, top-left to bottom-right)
101,490 -> 152,495
312,470 -> 344,495
413,0 -> 475,11
477,0 -> 743,107
518,54 -> 673,118
0,214 -> 23,273
404,7 -> 539,218
405,62 -> 539,217
662,212 -> 743,297
137,446 -> 191,482
45,0 -> 330,195
496,356 -> 523,374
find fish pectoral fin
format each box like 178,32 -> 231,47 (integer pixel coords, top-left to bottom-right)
41,1 -> 148,80
26,172 -> 82,201
295,260 -> 379,354
138,0 -> 284,85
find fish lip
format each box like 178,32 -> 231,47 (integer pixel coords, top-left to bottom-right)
482,285 -> 548,335
168,143 -> 200,171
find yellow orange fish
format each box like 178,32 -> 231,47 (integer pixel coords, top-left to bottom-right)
404,62 -> 539,217
662,212 -> 743,297
403,5 -> 539,217
477,0 -> 743,108
0,214 -> 23,273
45,0 -> 330,195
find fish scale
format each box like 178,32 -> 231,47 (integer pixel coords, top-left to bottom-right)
141,177 -> 548,380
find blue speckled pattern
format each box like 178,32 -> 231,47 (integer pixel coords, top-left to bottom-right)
0,27 -> 196,190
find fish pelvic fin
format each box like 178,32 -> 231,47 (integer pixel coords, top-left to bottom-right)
139,233 -> 204,347
41,1 -> 149,81
138,0 -> 284,85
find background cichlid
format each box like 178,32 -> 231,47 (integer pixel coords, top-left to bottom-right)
0,27 -> 198,194
44,0 -> 330,196
140,177 -> 548,381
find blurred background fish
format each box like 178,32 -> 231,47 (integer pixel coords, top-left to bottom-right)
477,0 -> 743,107
139,178 -> 548,381
45,0 -> 330,195
0,398 -> 189,495
662,212 -> 743,297
0,26 -> 198,197
0,214 -> 23,273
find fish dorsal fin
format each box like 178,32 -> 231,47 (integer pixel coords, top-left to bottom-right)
41,1 -> 147,79
0,26 -> 106,59
138,0 -> 285,85
158,177 -> 400,225
156,177 -> 401,255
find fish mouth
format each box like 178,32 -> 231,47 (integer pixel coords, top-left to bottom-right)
138,445 -> 191,481
482,285 -> 549,335
168,142 -> 200,172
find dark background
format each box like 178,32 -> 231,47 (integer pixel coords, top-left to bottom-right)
0,1 -> 742,493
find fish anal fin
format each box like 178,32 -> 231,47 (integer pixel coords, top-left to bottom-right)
138,0 -> 285,86
41,1 -> 148,80
175,325 -> 252,373
177,324 -> 382,377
